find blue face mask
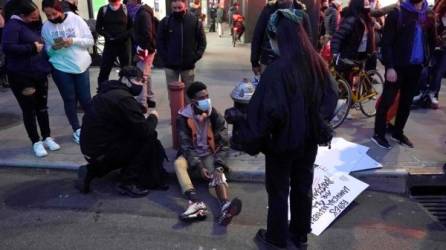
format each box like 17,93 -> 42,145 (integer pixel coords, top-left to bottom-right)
196,98 -> 212,112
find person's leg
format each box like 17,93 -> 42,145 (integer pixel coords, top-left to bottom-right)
174,156 -> 195,194
8,73 -> 40,144
217,22 -> 222,37
180,69 -> 195,103
374,75 -> 400,138
165,68 -> 180,85
289,144 -> 318,246
33,76 -> 51,140
264,154 -> 291,248
394,65 -> 422,136
97,43 -> 118,87
52,69 -> 80,131
430,52 -> 446,100
136,52 -> 156,109
73,69 -> 92,114
118,40 -> 131,68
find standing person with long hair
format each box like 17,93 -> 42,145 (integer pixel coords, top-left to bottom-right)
41,0 -> 94,144
2,0 -> 60,157
226,9 -> 337,249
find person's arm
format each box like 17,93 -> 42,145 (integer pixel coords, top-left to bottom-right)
331,16 -> 355,56
381,9 -> 398,69
195,19 -> 207,60
370,3 -> 398,18
176,115 -> 201,168
3,23 -> 38,56
156,18 -> 168,62
95,6 -> 110,38
250,7 -> 269,68
118,97 -> 158,141
71,17 -> 94,49
320,74 -> 339,121
136,10 -> 153,52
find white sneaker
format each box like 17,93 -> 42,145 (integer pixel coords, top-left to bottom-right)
43,137 -> 61,151
429,92 -> 439,108
33,141 -> 48,157
73,128 -> 81,144
179,201 -> 208,221
413,92 -> 423,102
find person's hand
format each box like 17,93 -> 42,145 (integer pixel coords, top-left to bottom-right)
62,38 -> 73,48
200,166 -> 212,180
212,168 -> 224,185
386,68 -> 397,83
252,66 -> 261,76
148,110 -> 159,119
34,41 -> 44,53
52,41 -> 64,50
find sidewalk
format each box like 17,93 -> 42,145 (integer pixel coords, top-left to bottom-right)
0,32 -> 445,193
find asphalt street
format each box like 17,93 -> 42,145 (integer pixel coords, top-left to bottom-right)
0,168 -> 445,250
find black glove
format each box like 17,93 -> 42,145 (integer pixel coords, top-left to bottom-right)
224,107 -> 246,124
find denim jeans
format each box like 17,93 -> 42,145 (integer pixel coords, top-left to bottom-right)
136,52 -> 156,108
52,68 -> 92,131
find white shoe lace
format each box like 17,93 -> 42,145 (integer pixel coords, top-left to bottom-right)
44,137 -> 61,151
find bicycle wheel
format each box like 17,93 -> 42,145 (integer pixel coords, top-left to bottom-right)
358,70 -> 384,117
330,78 -> 352,129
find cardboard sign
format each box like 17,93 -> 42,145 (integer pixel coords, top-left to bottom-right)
310,165 -> 369,235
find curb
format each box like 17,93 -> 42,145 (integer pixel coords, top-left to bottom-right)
0,159 -> 416,194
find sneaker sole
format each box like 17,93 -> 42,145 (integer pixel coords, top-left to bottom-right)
371,137 -> 392,150
115,185 -> 149,198
180,209 -> 208,222
219,198 -> 242,226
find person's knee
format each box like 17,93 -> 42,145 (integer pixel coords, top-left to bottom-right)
174,157 -> 188,172
21,87 -> 36,96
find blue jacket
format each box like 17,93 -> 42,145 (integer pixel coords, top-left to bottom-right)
2,17 -> 52,77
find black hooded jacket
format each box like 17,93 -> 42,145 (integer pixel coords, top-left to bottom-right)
156,11 -> 206,70
80,81 -> 157,158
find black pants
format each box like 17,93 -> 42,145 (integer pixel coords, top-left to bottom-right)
374,65 -> 422,137
209,19 -> 216,32
264,143 -> 318,247
97,40 -> 131,86
86,138 -> 166,187
8,72 -> 50,144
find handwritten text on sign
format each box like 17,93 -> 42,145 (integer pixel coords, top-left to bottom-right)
310,165 -> 369,236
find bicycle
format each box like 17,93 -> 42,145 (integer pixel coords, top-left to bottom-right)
329,57 -> 384,129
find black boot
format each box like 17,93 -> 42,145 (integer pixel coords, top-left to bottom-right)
254,229 -> 286,250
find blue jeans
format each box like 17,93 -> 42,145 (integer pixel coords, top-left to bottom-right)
52,68 -> 91,131
430,50 -> 446,95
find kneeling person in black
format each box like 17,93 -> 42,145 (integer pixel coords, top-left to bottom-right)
77,66 -> 167,197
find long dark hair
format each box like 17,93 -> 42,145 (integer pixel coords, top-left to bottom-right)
42,0 -> 64,12
272,17 -> 330,103
15,0 -> 38,17
434,0 -> 446,18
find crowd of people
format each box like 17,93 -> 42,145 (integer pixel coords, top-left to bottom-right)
1,0 -> 444,249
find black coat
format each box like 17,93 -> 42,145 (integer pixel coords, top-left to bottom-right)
331,15 -> 375,59
250,2 -> 311,67
381,7 -> 436,68
80,81 -> 158,158
156,11 -> 206,70
133,5 -> 156,53
237,60 -> 338,155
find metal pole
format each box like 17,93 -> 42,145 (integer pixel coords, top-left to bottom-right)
87,0 -> 94,19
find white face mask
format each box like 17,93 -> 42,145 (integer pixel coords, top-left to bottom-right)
269,39 -> 280,56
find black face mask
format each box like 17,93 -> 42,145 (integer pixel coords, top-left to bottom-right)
49,16 -> 64,24
173,10 -> 186,19
123,77 -> 143,96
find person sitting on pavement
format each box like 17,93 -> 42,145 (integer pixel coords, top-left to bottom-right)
77,66 -> 168,198
175,82 -> 242,225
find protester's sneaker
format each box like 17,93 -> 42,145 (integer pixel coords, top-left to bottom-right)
218,198 -> 242,226
413,92 -> 423,102
76,164 -> 94,194
32,141 -> 48,157
254,229 -> 286,250
371,135 -> 392,149
391,133 -> 414,148
429,92 -> 439,109
73,128 -> 81,144
116,183 -> 150,198
179,201 -> 208,222
43,137 -> 61,151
